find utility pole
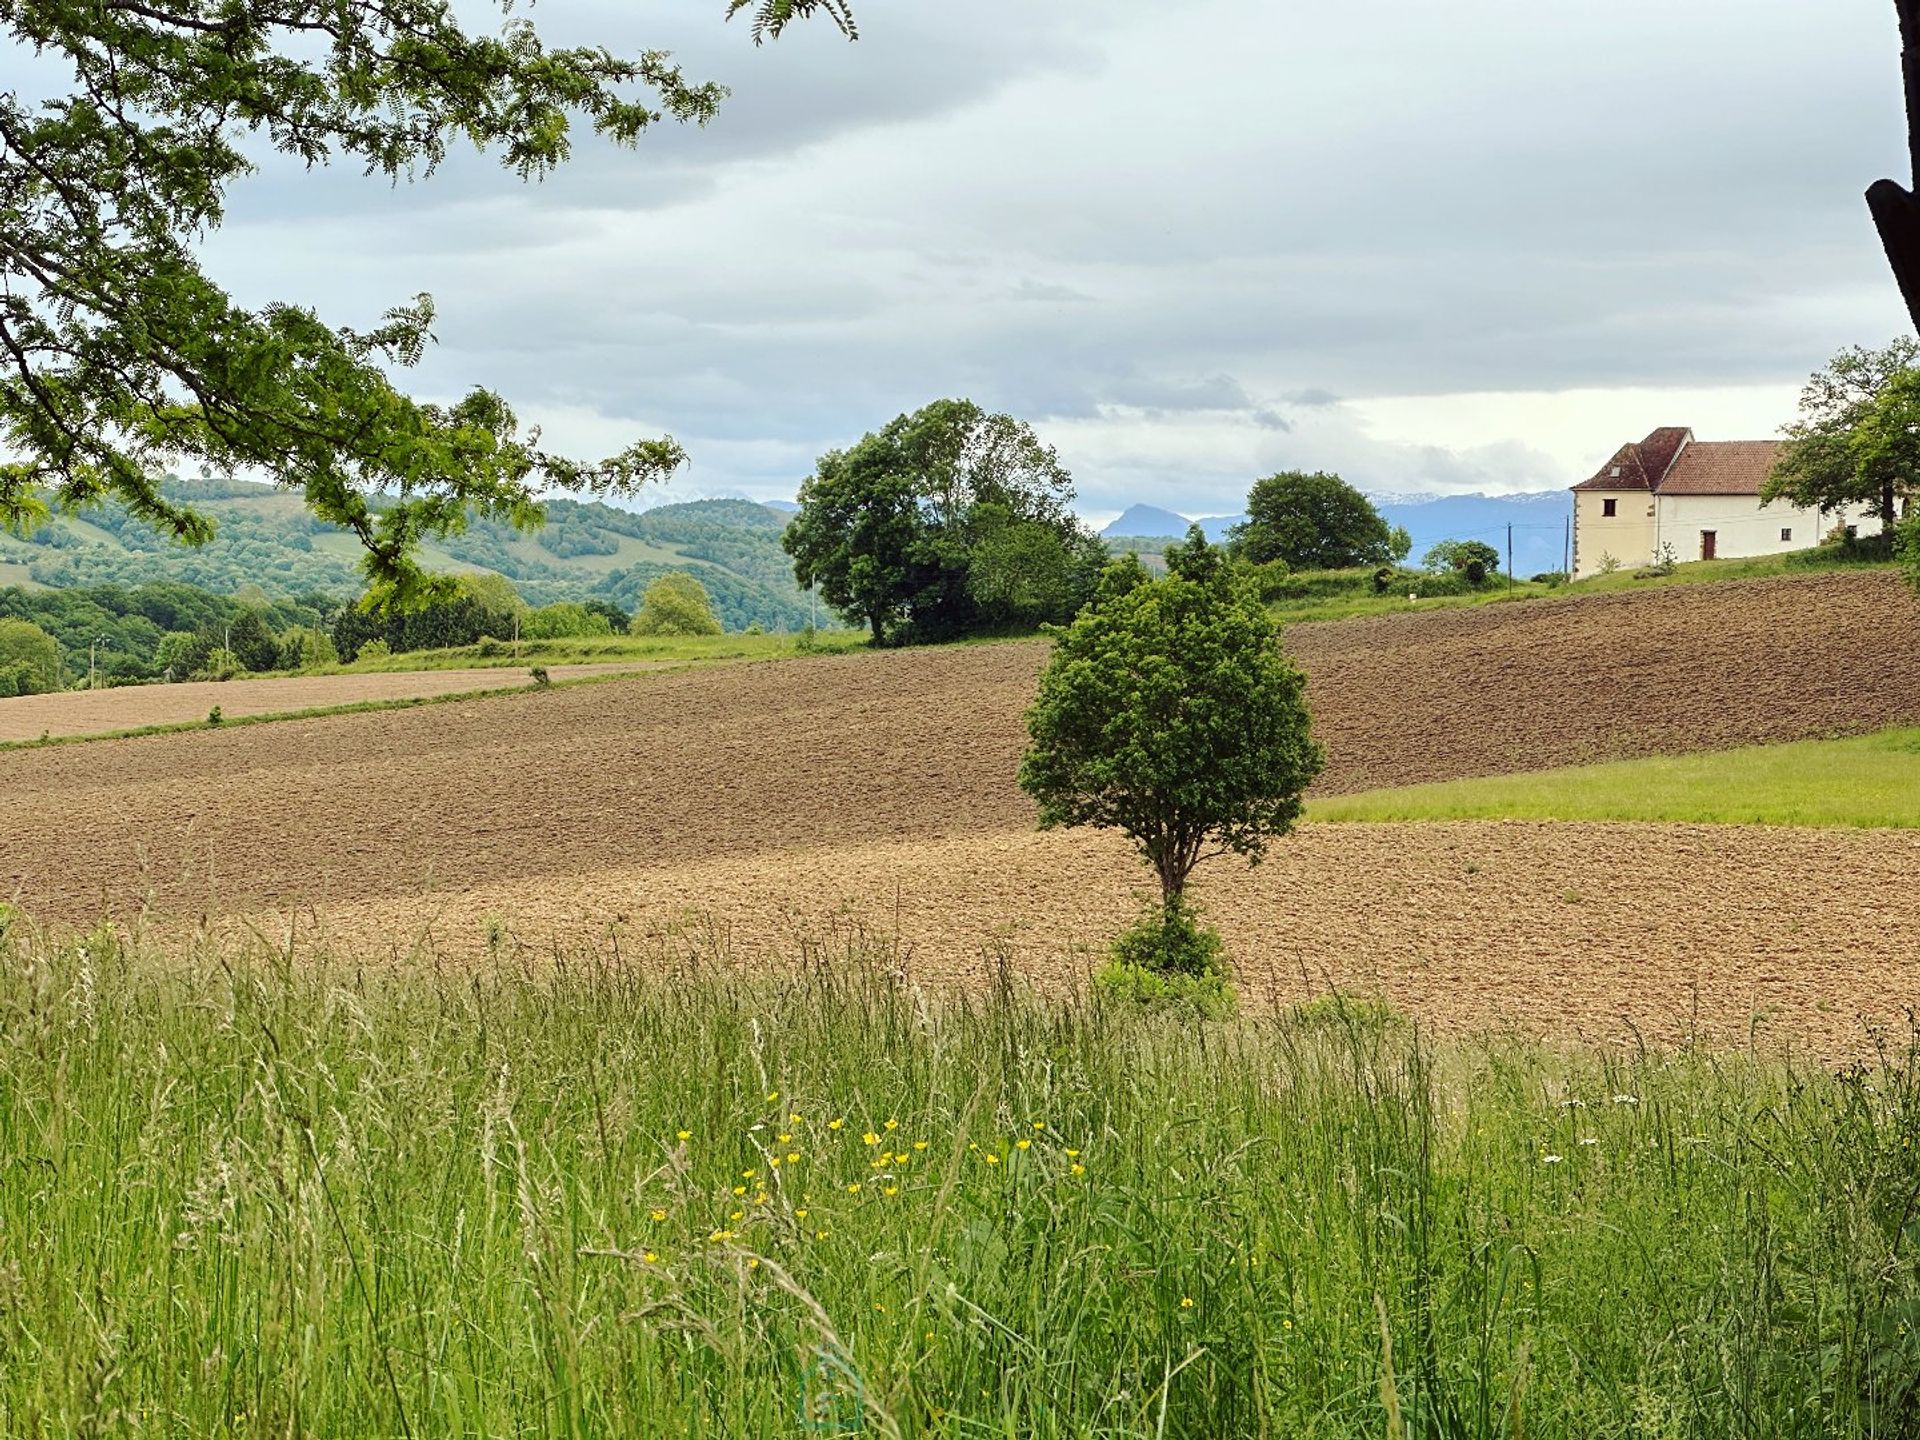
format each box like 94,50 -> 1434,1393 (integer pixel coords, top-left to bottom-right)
1563,515 -> 1571,578
89,635 -> 108,689
1506,523 -> 1514,592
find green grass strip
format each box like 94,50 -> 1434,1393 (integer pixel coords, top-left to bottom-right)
1311,726 -> 1920,828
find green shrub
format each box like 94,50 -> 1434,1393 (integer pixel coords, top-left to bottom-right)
1097,900 -> 1236,1019
1288,992 -> 1406,1035
355,637 -> 391,662
193,647 -> 242,681
1107,897 -> 1225,977
1094,957 -> 1236,1019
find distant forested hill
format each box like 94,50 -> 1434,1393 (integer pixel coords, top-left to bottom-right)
0,481 -> 816,632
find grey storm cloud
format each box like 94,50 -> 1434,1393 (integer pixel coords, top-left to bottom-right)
13,0 -> 1911,508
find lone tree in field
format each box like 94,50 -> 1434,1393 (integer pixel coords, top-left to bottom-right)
630,573 -> 724,637
1229,471 -> 1396,570
1020,528 -> 1323,971
0,0 -> 850,610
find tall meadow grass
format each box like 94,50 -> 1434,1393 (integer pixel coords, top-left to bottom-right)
1,919 -> 1917,1436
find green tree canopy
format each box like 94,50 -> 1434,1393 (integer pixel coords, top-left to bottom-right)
1,0 -> 849,610
1423,539 -> 1501,577
524,602 -> 612,640
1019,527 -> 1324,913
0,617 -> 59,694
453,573 -> 527,620
783,399 -> 1098,644
1763,339 -> 1920,531
629,572 -> 723,636
1228,471 -> 1396,570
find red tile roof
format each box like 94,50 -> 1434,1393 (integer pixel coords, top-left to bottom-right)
1571,427 -> 1691,492
1655,440 -> 1782,495
1571,429 -> 1781,496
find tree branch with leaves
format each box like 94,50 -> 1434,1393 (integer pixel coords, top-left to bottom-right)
0,0 -> 851,608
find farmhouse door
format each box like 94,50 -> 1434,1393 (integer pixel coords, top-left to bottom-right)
1700,530 -> 1717,561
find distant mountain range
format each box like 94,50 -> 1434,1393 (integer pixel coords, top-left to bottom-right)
1100,490 -> 1573,576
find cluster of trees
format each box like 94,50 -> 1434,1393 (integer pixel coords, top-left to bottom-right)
0,581 -> 335,686
1227,471 -> 1411,571
0,618 -> 59,696
783,400 -> 1108,644
330,570 -> 725,660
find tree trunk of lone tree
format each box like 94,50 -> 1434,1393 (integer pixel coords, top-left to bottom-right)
1155,847 -> 1189,915
1872,1 -> 1920,335
870,613 -> 884,646
1884,476 -> 1898,530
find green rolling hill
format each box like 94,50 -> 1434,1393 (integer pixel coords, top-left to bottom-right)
0,479 -> 818,632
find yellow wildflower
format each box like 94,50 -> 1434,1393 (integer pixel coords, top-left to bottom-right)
913,1140 -> 929,1151
984,1153 -> 1000,1166
649,1208 -> 667,1222
884,1119 -> 899,1131
1015,1139 -> 1031,1151
828,1118 -> 845,1131
732,1185 -> 747,1197
677,1129 -> 692,1141
787,1152 -> 801,1164
642,1250 -> 659,1264
862,1131 -> 880,1146
1180,1297 -> 1194,1310
847,1182 -> 862,1194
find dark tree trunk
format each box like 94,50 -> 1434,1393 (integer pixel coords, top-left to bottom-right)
1884,476 -> 1899,531
1873,2 -> 1920,334
869,612 -> 884,646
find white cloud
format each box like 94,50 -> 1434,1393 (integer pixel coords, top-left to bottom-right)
147,0 -> 1920,515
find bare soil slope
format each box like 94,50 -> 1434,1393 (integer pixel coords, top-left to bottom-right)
0,663 -> 664,744
8,568 -> 1919,922
1291,568 -> 1920,789
7,568 -> 1920,1051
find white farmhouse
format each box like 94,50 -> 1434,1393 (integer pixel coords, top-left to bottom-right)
1569,426 -> 1888,579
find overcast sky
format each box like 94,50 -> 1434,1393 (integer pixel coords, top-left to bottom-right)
193,2 -> 1915,518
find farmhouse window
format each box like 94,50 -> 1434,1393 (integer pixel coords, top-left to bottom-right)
1780,527 -> 1792,542
1601,498 -> 1617,517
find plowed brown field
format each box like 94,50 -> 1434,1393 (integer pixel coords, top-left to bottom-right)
8,568 -> 1920,1052
0,662 -> 664,744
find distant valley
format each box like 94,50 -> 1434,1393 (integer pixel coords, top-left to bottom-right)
1101,490 -> 1574,576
